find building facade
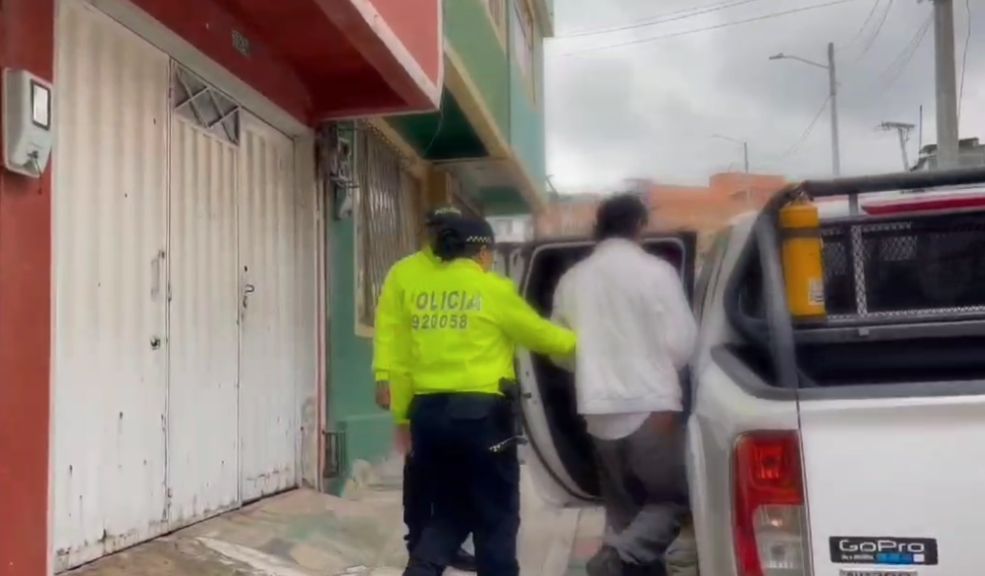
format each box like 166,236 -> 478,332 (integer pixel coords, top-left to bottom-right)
489,215 -> 535,243
325,0 -> 555,488
0,1 -> 443,574
913,138 -> 985,171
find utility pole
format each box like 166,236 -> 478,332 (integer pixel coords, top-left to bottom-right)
879,121 -> 916,170
770,42 -> 842,177
933,0 -> 960,168
827,42 -> 842,178
919,104 -> 924,153
741,140 -> 750,207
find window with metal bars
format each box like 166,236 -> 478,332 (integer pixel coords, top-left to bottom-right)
172,64 -> 240,145
355,126 -> 419,329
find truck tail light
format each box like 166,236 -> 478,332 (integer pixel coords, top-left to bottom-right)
733,431 -> 808,576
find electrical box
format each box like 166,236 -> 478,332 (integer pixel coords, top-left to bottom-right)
3,69 -> 53,178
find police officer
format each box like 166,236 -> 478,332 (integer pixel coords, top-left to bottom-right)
373,206 -> 477,571
402,217 -> 577,576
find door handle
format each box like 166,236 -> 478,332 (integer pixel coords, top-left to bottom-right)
242,283 -> 256,310
150,250 -> 165,299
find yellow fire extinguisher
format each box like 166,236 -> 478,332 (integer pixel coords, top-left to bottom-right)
779,199 -> 826,320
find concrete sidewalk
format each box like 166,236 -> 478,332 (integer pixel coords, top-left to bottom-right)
565,509 -> 606,576
67,462 -> 580,576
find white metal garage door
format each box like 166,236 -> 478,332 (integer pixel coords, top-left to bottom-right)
53,0 -> 171,568
167,109 -> 241,524
238,115 -> 300,501
53,0 -> 309,569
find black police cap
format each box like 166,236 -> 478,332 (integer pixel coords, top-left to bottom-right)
445,216 -> 495,246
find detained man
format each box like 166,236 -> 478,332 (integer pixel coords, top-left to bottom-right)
551,194 -> 697,576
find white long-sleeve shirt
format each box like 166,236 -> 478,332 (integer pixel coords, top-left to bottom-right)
551,238 -> 697,439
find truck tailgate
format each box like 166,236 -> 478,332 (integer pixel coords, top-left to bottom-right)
800,393 -> 985,575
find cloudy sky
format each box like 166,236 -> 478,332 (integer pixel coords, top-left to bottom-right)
545,0 -> 985,191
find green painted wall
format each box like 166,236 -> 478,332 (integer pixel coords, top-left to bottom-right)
480,186 -> 532,215
444,0 -> 510,140
508,0 -> 547,205
328,218 -> 392,492
327,2 -> 553,487
387,92 -> 488,160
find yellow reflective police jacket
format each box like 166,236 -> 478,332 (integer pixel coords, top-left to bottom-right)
403,258 -> 576,400
373,247 -> 439,424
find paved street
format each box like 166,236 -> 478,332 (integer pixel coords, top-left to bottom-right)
67,461 -> 587,576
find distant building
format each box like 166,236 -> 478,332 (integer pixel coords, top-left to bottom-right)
913,138 -> 985,171
489,215 -> 535,243
536,172 -> 788,254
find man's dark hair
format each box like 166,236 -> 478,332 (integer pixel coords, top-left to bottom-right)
594,194 -> 649,241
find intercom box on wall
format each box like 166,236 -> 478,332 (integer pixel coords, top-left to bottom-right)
3,68 -> 53,178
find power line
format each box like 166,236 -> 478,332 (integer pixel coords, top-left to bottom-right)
782,96 -> 832,159
959,0 -> 973,121
562,0 -> 729,36
565,0 -> 860,55
847,0 -> 883,47
880,15 -> 932,90
881,15 -> 931,78
859,0 -> 894,57
560,0 -> 769,39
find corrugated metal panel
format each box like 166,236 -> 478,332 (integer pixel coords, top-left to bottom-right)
167,117 -> 240,525
238,114 -> 299,500
52,0 -> 171,569
293,137 -> 320,488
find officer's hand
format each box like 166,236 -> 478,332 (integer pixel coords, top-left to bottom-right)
395,424 -> 412,455
375,381 -> 391,410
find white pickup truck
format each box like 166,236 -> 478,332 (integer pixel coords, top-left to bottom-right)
515,167 -> 985,576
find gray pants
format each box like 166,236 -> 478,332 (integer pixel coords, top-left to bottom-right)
593,413 -> 690,568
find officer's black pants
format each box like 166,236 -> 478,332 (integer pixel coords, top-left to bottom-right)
403,394 -> 520,576
403,454 -> 432,553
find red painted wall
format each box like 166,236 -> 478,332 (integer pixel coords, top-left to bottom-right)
0,2 -> 437,575
0,1 -> 55,575
131,0 -> 314,123
371,0 -> 442,86
130,0 -> 442,121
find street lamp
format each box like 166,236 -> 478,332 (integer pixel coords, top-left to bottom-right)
712,133 -> 750,173
769,42 -> 842,178
712,134 -> 752,207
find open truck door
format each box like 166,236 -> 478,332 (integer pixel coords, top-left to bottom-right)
514,233 -> 697,506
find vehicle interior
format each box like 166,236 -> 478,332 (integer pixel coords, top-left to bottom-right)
727,206 -> 985,388
522,235 -> 695,497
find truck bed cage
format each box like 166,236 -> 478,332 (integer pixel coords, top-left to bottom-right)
736,167 -> 985,390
